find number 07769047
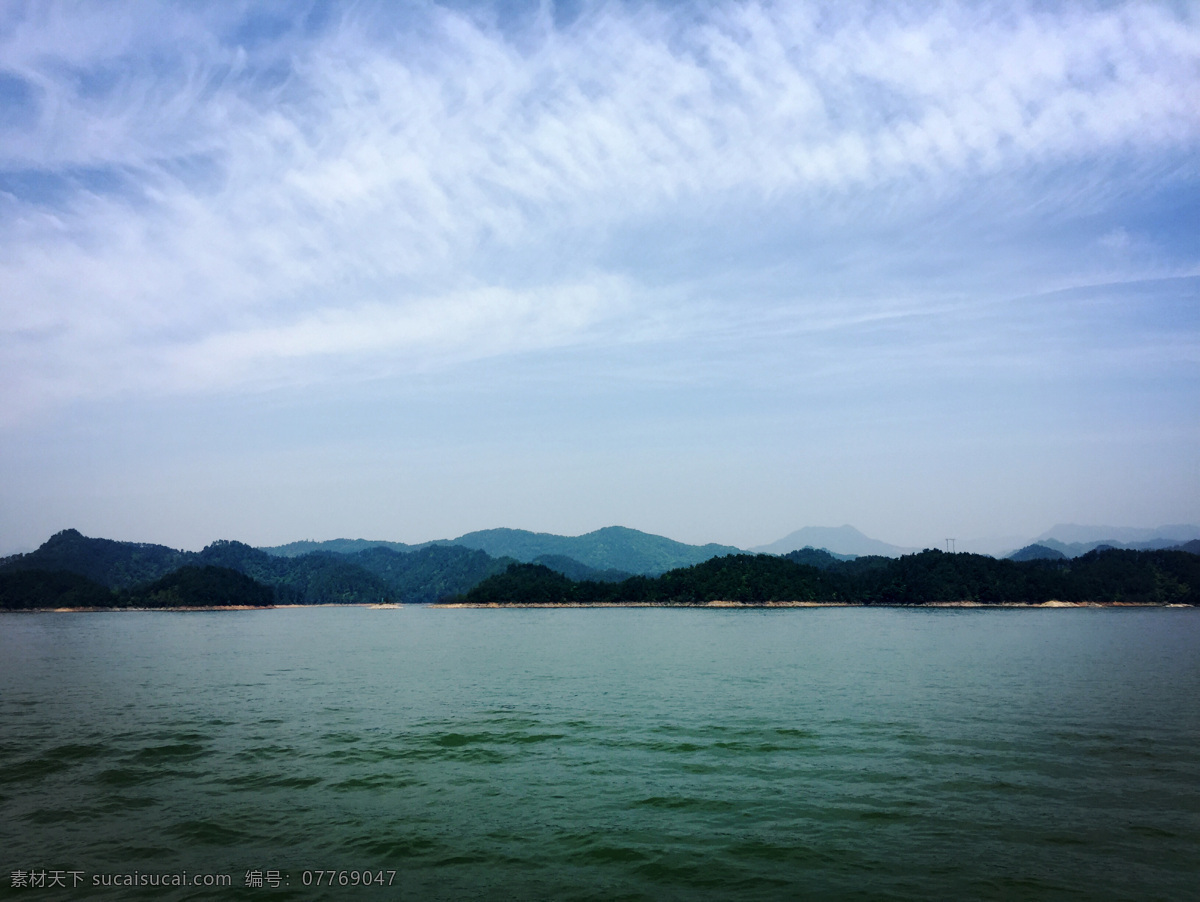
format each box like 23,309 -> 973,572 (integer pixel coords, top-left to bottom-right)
301,870 -> 396,887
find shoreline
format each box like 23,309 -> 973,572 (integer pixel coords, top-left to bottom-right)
0,601 -> 414,614
2,600 -> 1193,613
431,600 -> 1190,609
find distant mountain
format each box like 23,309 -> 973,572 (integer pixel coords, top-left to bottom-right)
1036,524 -> 1200,546
444,526 -> 741,575
754,526 -> 917,558
259,538 -> 424,557
261,534 -> 436,556
194,540 -> 393,605
1007,544 -> 1067,562
342,545 -> 514,604
1035,538 -> 1103,558
1033,533 -> 1200,559
257,527 -> 730,577
1174,540 -> 1200,555
954,535 -> 1031,558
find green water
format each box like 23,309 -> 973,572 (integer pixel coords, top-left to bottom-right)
1,607 -> 1197,900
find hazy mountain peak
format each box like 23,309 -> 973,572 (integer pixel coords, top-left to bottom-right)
1007,544 -> 1067,562
46,528 -> 86,544
753,526 -> 917,558
260,538 -> 420,558
1037,524 -> 1200,545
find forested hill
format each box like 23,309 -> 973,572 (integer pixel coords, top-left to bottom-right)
257,526 -> 740,576
0,530 -> 510,608
0,565 -> 274,610
445,525 -> 742,574
340,545 -> 513,604
0,528 -> 189,589
6,531 -> 1198,610
0,528 -> 721,609
461,548 -> 1200,606
259,538 -> 424,557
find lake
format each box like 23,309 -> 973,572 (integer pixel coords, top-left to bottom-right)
1,607 -> 1197,900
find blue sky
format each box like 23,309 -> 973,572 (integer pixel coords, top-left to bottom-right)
1,0 -> 1197,555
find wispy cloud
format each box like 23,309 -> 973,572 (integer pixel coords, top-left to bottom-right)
0,0 -> 1197,423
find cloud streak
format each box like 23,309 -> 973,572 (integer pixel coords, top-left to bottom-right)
0,0 -> 1197,423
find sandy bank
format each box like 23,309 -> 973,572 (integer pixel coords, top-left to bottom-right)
431,600 -> 1173,609
21,604 -> 275,613
4,601 -> 1189,613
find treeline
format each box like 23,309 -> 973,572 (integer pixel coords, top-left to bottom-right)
4,530 -> 1199,611
0,566 -> 273,610
0,529 -> 514,609
460,548 -> 1200,606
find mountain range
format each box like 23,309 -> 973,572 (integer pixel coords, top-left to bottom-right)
752,524 -> 1200,560
262,526 -> 740,576
1035,524 -> 1200,546
1001,527 -> 1200,561
4,521 -> 1198,596
3,523 -> 1199,609
0,526 -> 726,606
1019,524 -> 1200,558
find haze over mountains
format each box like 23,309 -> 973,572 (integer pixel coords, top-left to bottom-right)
752,526 -> 917,558
9,520 -> 1200,614
7,521 -> 1199,585
260,523 -> 1200,566
1024,524 -> 1200,557
1035,524 -> 1200,545
262,526 -> 740,577
444,527 -> 741,575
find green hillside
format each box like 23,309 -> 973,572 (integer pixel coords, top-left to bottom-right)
122,565 -> 275,608
448,525 -> 741,574
532,554 -> 632,583
11,530 -> 1196,611
259,538 -> 422,557
0,530 -> 506,607
192,540 -> 393,605
0,529 -> 187,588
345,545 -> 514,604
462,548 -> 1200,606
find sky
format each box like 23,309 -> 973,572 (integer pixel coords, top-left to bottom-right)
1,0 -> 1198,556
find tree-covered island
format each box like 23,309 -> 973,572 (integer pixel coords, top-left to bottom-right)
455,548 -> 1200,607
1,529 -> 1197,610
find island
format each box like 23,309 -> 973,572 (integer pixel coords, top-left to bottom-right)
2,529 -> 1197,610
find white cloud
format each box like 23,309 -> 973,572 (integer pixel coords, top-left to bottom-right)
0,0 -> 1197,420
167,277 -> 629,388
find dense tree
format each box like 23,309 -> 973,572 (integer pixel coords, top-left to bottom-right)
121,566 -> 275,608
4,531 -> 1198,610
0,569 -> 115,609
461,549 -> 1200,607
531,554 -> 632,583
347,545 -> 514,603
0,529 -> 186,588
0,566 -> 274,610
